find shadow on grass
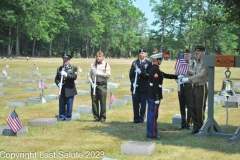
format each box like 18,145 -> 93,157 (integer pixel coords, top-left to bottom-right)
83,120 -> 240,154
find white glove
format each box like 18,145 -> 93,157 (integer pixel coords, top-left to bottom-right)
135,68 -> 141,74
58,83 -> 62,87
178,75 -> 184,79
155,100 -> 160,104
91,82 -> 97,89
93,70 -> 99,75
182,77 -> 189,83
61,70 -> 68,77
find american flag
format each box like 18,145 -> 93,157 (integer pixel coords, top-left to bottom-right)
7,110 -> 24,133
174,52 -> 188,75
2,68 -> 7,76
118,80 -> 121,86
121,72 -> 125,79
38,79 -> 45,89
109,91 -> 115,106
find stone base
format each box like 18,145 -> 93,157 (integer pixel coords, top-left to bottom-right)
0,91 -> 7,96
0,82 -> 9,87
45,94 -> 58,100
107,83 -> 118,89
7,101 -> 28,107
121,141 -> 155,156
27,97 -> 41,103
114,99 -> 127,106
28,118 -> 57,126
123,95 -> 132,103
77,90 -> 90,95
76,105 -> 92,114
1,125 -> 28,136
172,114 -> 182,125
24,87 -> 38,91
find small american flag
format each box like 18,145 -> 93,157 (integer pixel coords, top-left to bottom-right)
7,110 -> 24,133
121,72 -> 125,79
174,52 -> 188,75
37,79 -> 45,89
118,80 -> 121,86
2,68 -> 7,76
6,64 -> 9,68
109,91 -> 115,106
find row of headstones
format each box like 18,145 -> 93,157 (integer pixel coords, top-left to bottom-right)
172,93 -> 240,125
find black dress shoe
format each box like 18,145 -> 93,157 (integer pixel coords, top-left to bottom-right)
186,126 -> 191,130
188,129 -> 199,134
100,119 -> 105,123
92,119 -> 99,122
178,126 -> 186,130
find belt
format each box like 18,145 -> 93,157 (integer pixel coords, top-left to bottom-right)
96,82 -> 107,85
194,83 -> 206,86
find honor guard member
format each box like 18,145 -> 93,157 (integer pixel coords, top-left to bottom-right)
147,53 -> 182,139
87,51 -> 110,123
176,49 -> 195,130
181,46 -> 208,134
55,54 -> 78,121
129,48 -> 152,123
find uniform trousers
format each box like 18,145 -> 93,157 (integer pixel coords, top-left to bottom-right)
59,96 -> 74,121
91,84 -> 107,120
191,84 -> 207,131
178,83 -> 192,127
132,91 -> 147,123
146,99 -> 160,138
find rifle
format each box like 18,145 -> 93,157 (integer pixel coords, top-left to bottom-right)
58,67 -> 65,98
93,73 -> 97,96
133,65 -> 138,95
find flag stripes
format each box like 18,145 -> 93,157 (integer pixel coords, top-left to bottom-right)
7,110 -> 24,133
174,53 -> 188,75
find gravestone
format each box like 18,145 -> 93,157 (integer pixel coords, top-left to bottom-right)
164,87 -> 175,91
11,71 -> 21,74
172,114 -> 182,125
107,82 -> 118,89
11,76 -> 21,79
27,97 -> 41,103
223,96 -> 240,108
46,84 -> 56,89
23,80 -> 36,83
123,95 -> 132,103
10,82 -> 23,85
2,126 -> 28,136
24,87 -> 38,91
121,141 -> 155,156
55,112 -> 80,120
0,91 -> 7,96
162,89 -> 171,93
77,90 -> 90,95
76,105 -> 92,114
7,101 -> 28,107
123,82 -> 131,87
45,94 -> 58,100
114,99 -> 127,106
28,118 -> 57,126
0,83 -> 9,87
0,76 -> 11,80
45,77 -> 54,81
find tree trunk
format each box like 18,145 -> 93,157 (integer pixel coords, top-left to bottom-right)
85,36 -> 90,57
49,40 -> 52,56
66,29 -> 71,54
32,37 -> 36,56
7,26 -> 12,55
16,23 -> 20,56
160,17 -> 165,53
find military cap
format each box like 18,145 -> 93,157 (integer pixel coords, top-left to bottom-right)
195,46 -> 205,52
62,54 -> 72,60
150,53 -> 163,60
185,49 -> 190,53
139,48 -> 146,53
96,51 -> 104,56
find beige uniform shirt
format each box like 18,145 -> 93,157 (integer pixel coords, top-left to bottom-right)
87,60 -> 111,83
188,58 -> 208,85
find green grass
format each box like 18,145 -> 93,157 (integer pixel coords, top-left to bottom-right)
0,57 -> 240,160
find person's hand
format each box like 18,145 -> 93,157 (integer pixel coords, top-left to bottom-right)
58,83 -> 62,87
155,100 -> 160,104
61,70 -> 67,77
178,75 -> 184,79
135,68 -> 141,74
182,77 -> 189,83
91,82 -> 97,89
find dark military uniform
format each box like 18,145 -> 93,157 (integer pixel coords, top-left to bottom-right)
147,64 -> 178,138
129,58 -> 152,123
55,64 -> 77,121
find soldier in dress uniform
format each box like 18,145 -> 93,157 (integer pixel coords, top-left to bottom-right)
55,54 -> 78,121
181,46 -> 208,134
146,53 -> 182,139
87,51 -> 111,123
129,48 -> 152,123
176,49 -> 195,130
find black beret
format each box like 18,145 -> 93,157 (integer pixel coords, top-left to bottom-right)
139,48 -> 146,53
185,49 -> 190,53
62,54 -> 72,60
195,46 -> 205,52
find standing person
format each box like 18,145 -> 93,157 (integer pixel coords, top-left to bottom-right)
146,53 -> 183,139
129,48 -> 152,123
55,54 -> 78,121
181,46 -> 208,134
87,51 -> 110,123
176,49 -> 195,130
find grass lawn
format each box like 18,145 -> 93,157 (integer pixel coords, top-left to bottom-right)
0,56 -> 240,160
